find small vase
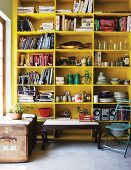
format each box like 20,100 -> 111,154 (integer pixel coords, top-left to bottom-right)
12,113 -> 22,120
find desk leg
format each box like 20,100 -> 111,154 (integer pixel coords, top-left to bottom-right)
97,127 -> 102,150
41,130 -> 47,150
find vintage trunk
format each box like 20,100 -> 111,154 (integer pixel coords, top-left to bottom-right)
0,124 -> 28,162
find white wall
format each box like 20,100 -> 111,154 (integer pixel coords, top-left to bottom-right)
0,0 -> 12,19
0,0 -> 12,113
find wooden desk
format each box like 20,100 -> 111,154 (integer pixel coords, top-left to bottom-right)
41,119 -> 102,150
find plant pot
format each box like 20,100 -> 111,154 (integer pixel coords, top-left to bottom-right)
12,113 -> 22,120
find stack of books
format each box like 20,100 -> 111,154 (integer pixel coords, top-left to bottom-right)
38,6 -> 54,13
56,77 -> 65,84
40,22 -> 54,30
76,18 -> 93,31
36,91 -> 54,102
17,7 -> 35,13
18,86 -> 36,103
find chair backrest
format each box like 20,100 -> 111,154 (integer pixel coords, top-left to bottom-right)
112,100 -> 131,122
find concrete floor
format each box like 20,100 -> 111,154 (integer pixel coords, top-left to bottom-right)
0,141 -> 131,170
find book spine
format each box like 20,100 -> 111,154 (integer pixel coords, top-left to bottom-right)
74,18 -> 77,31
87,0 -> 93,13
56,15 -> 60,31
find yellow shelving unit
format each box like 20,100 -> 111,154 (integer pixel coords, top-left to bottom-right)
12,0 -> 131,140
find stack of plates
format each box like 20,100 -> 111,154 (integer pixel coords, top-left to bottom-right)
114,91 -> 128,102
99,91 -> 114,103
99,98 -> 114,103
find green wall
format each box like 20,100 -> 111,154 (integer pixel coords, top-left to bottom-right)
0,0 -> 12,19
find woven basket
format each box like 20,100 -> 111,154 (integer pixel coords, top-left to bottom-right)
110,129 -> 127,137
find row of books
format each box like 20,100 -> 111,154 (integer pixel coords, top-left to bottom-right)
56,15 -> 76,31
73,0 -> 93,13
18,33 -> 54,49
95,16 -> 131,32
19,53 -> 53,66
18,68 -> 54,85
17,17 -> 34,32
56,16 -> 93,31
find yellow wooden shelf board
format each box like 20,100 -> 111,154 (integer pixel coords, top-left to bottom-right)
56,12 -> 93,17
19,102 -> 55,104
20,0 -> 53,3
93,66 -> 130,68
55,102 -> 92,104
17,49 -> 54,53
94,13 -> 131,17
17,84 -> 55,86
18,13 -> 55,19
17,30 -> 54,35
94,31 -> 129,36
55,49 -> 93,52
93,102 -> 117,104
94,84 -> 130,86
56,31 -> 93,35
55,84 -> 92,87
94,49 -> 130,52
17,66 -> 54,69
99,120 -> 129,123
55,66 -> 92,69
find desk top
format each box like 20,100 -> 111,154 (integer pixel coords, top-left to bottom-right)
44,119 -> 99,126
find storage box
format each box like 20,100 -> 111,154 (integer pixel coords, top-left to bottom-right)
0,124 -> 28,162
0,116 -> 37,163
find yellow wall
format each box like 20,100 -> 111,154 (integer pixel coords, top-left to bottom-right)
0,0 -> 12,19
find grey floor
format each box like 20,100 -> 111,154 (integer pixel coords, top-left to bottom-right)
0,141 -> 131,170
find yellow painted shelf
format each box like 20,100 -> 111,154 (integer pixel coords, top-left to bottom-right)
55,49 -> 93,52
17,49 -> 54,53
55,84 -> 92,86
55,66 -> 92,69
93,84 -> 130,86
94,12 -> 131,17
13,0 -> 131,141
55,102 -> 92,104
56,12 -> 93,17
93,66 -> 130,68
17,66 -> 54,69
94,49 -> 130,52
17,30 -> 55,35
55,31 -> 93,35
18,13 -> 55,19
17,84 -> 55,86
94,31 -> 129,36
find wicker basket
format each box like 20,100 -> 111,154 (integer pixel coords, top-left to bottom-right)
110,129 -> 127,137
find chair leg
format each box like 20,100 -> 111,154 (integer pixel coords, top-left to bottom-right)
102,129 -> 110,149
124,135 -> 131,158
